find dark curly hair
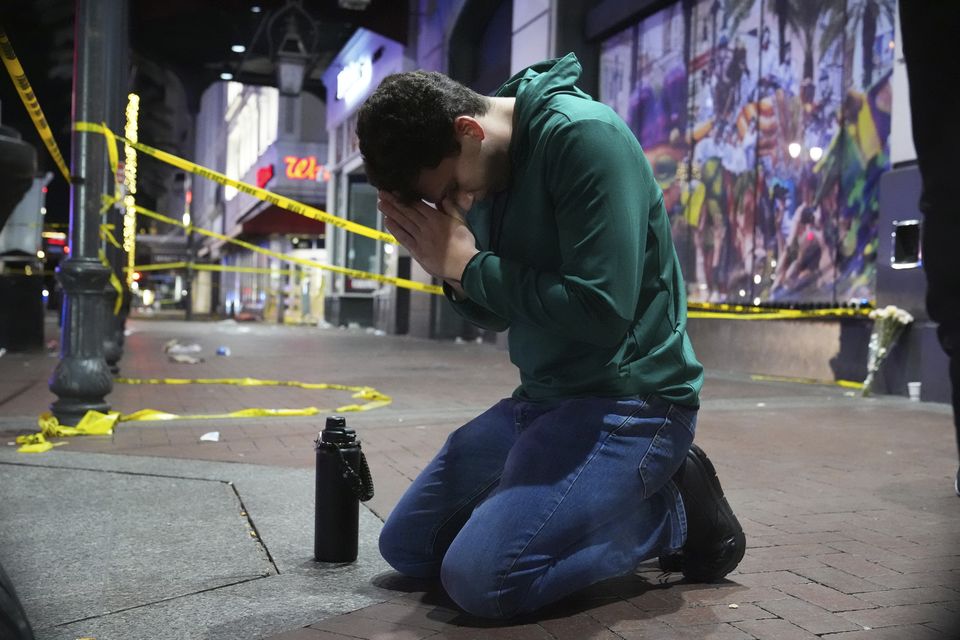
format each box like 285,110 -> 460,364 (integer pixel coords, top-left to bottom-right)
357,71 -> 489,203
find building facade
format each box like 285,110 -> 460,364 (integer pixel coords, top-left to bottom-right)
192,81 -> 329,322
189,0 -> 913,339
321,28 -> 410,333
320,0 -> 597,339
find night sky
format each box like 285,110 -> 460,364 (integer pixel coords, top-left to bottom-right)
1,3 -> 73,230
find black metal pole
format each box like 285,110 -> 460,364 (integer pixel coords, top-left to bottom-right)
184,228 -> 194,321
102,0 -> 128,374
48,0 -> 115,424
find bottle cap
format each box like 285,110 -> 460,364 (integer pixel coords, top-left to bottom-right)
320,415 -> 356,444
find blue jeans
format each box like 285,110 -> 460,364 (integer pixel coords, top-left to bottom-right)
378,394 -> 696,619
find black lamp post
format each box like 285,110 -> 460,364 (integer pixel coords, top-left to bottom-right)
48,0 -> 124,424
102,0 -> 129,375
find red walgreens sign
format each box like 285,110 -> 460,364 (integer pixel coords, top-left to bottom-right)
256,164 -> 275,188
283,155 -> 329,182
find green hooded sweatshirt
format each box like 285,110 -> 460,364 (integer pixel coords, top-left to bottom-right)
447,53 -> 703,407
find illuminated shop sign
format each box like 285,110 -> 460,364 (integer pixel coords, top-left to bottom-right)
255,156 -> 330,188
283,155 -> 330,182
336,56 -> 372,101
257,164 -> 275,188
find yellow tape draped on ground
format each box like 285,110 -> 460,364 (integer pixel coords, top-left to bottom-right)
0,28 -> 71,182
750,373 -> 864,390
17,377 -> 392,453
75,121 -> 396,245
132,203 -> 442,295
116,376 -> 392,418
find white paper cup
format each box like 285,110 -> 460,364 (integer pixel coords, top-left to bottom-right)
907,381 -> 922,402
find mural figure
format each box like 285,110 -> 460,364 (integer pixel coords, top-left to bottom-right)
600,0 -> 894,305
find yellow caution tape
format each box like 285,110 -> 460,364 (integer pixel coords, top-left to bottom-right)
97,246 -> 124,314
117,376 -> 391,397
2,270 -> 41,276
18,378 -> 392,453
0,28 -> 71,182
75,121 -> 396,245
134,262 -> 299,277
117,378 -> 392,414
133,261 -> 188,272
750,374 -> 864,389
688,302 -> 872,320
120,407 -> 322,421
191,263 -> 295,276
101,223 -> 123,250
14,433 -> 62,454
132,203 -> 442,295
17,410 -> 120,453
94,196 -> 123,314
39,409 -> 120,436
688,310 -> 813,320
101,121 -> 122,204
109,270 -> 124,314
118,399 -> 391,422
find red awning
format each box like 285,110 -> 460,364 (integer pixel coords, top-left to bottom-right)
240,205 -> 326,236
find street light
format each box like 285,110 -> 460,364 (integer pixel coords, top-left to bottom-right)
275,15 -> 310,96
229,0 -> 318,97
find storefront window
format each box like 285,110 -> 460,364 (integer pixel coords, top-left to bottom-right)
346,112 -> 360,157
335,123 -> 344,165
345,173 -> 380,291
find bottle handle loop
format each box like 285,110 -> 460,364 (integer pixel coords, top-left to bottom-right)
318,441 -> 375,502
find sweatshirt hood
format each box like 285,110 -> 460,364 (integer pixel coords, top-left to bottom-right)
495,53 -> 591,161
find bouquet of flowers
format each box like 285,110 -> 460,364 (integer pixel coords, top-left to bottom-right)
862,305 -> 914,396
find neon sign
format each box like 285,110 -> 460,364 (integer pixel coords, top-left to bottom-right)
283,155 -> 329,182
336,57 -> 372,102
257,164 -> 275,188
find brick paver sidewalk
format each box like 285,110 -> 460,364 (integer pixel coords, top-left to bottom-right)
2,317 -> 958,639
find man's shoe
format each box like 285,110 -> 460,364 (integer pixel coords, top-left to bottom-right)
659,444 -> 746,582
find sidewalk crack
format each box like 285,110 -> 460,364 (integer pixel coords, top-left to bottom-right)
48,575 -> 272,629
0,380 -> 39,408
227,480 -> 280,574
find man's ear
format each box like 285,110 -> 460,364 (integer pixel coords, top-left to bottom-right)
454,115 -> 485,141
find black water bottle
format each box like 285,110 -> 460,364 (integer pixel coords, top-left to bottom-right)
314,415 -> 374,562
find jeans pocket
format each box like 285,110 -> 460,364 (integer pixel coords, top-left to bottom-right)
669,404 -> 698,438
637,406 -> 694,500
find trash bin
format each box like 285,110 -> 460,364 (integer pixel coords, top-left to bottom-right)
0,270 -> 45,351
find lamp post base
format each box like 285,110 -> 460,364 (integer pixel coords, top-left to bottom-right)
48,258 -> 113,426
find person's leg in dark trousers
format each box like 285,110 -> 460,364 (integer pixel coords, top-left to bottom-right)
900,2 -> 960,494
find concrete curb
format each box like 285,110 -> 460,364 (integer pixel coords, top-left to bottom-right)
0,449 -> 393,640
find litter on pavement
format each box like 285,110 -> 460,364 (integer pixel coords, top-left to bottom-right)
168,353 -> 203,364
164,339 -> 202,354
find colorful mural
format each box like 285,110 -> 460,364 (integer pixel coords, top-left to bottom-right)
599,0 -> 895,305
